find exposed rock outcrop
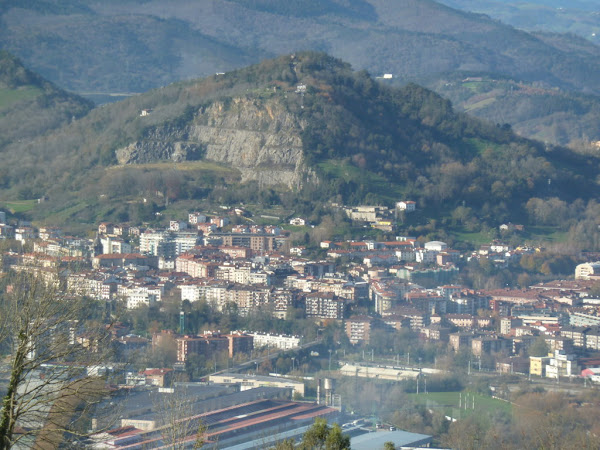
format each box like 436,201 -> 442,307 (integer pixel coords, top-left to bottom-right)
115,97 -> 315,188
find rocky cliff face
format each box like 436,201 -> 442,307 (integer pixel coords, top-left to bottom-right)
116,97 -> 315,188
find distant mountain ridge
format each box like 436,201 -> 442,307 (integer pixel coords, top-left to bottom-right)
3,0 -> 600,148
2,0 -> 600,95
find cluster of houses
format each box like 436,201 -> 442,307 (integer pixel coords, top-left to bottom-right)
2,205 -> 600,380
342,201 -> 416,232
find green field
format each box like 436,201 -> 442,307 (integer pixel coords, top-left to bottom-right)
407,391 -> 512,418
0,86 -> 42,110
1,200 -> 37,214
108,160 -> 239,174
449,229 -> 497,246
522,226 -> 567,243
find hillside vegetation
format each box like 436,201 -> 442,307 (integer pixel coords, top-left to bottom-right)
0,51 -> 92,177
1,52 -> 599,253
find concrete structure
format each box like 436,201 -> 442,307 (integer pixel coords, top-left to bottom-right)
176,331 -> 253,362
424,241 -> 447,252
211,233 -> 277,252
344,206 -> 389,223
209,373 -> 305,397
339,363 -> 429,381
545,350 -> 579,379
351,429 -> 432,449
530,355 -> 552,377
570,311 -> 600,327
396,201 -> 416,212
305,292 -> 344,320
345,316 -> 375,345
472,336 -> 511,357
575,261 -> 600,280
250,333 -> 300,350
93,386 -> 338,448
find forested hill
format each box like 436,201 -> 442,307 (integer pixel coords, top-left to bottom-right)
0,50 -> 93,152
5,0 -> 600,149
2,52 -> 599,233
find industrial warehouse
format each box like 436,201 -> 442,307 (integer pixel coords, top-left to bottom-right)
87,375 -> 432,449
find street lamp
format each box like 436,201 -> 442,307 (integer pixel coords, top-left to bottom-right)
328,349 -> 332,371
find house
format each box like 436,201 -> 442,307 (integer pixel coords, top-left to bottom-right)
112,224 -> 130,236
396,201 -> 416,212
289,246 -> 305,256
169,220 -> 188,232
143,368 -> 173,387
188,212 -> 207,224
289,218 -> 306,226
140,109 -> 153,116
98,222 -> 114,236
15,227 -> 36,242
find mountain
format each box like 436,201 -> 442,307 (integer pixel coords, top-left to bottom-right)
0,50 -> 92,148
438,0 -> 600,42
2,52 -> 598,235
5,1 -> 600,150
0,50 -> 93,196
4,0 -> 600,95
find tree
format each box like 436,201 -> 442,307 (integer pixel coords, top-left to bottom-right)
0,273 -> 113,448
299,418 -> 350,450
153,385 -> 208,449
529,336 -> 550,357
271,438 -> 296,450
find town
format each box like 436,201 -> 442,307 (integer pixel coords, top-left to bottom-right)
1,202 -> 600,448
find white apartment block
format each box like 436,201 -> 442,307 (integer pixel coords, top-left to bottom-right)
100,237 -> 132,255
140,230 -> 199,257
118,283 -> 163,309
250,333 -> 301,350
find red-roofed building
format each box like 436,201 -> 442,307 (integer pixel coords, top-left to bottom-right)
143,368 -> 173,387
